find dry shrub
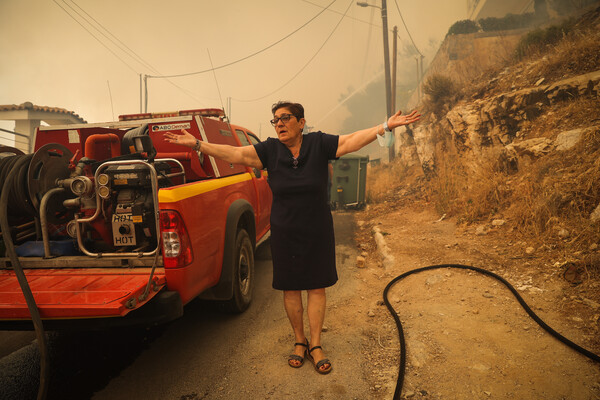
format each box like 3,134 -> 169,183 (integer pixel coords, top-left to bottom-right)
366,8 -> 600,255
508,126 -> 600,248
529,98 -> 600,139
426,152 -> 511,222
426,155 -> 463,216
515,18 -> 577,60
365,161 -> 418,204
422,74 -> 462,116
461,162 -> 510,222
481,8 -> 600,96
533,26 -> 600,80
446,19 -> 480,36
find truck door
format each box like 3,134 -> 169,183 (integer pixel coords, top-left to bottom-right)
234,130 -> 272,238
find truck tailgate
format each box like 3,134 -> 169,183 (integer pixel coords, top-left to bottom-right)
0,268 -> 166,319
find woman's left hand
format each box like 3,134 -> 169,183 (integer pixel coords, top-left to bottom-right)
163,129 -> 197,148
388,110 -> 421,130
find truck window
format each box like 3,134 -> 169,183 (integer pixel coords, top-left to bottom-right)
235,129 -> 251,146
246,132 -> 260,146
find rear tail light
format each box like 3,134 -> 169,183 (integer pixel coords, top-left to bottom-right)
160,210 -> 193,268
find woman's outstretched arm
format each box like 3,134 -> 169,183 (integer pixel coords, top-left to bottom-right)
164,129 -> 263,170
336,110 -> 420,158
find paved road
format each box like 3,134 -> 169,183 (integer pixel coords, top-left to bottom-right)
0,212 -> 370,400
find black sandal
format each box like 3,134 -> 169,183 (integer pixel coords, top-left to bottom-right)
307,345 -> 332,374
288,339 -> 308,368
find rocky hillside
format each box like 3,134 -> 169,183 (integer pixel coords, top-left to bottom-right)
375,6 -> 600,297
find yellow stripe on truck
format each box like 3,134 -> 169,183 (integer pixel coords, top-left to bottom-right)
158,173 -> 253,203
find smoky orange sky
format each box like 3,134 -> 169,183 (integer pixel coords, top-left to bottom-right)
0,0 -> 466,138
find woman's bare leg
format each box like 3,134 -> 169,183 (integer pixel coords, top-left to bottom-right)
283,290 -> 307,366
307,288 -> 331,372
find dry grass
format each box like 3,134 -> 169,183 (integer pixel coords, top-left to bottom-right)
430,9 -> 600,251
426,152 -> 512,223
465,8 -> 600,99
518,97 -> 600,139
365,162 -> 411,203
365,161 -> 427,206
507,127 -> 600,248
366,7 -> 600,260
497,12 -> 600,93
417,113 -> 600,253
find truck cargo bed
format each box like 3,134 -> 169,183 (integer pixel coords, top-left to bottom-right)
0,266 -> 166,320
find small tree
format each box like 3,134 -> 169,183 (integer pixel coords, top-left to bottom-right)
422,74 -> 459,114
514,18 -> 576,59
479,13 -> 536,32
447,20 -> 480,36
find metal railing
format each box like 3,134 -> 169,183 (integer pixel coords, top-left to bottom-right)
0,127 -> 31,153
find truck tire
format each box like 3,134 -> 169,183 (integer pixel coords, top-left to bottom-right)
219,228 -> 254,313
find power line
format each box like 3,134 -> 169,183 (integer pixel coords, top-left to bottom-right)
67,0 -> 156,73
65,0 -> 210,107
395,30 -> 413,57
360,6 -> 377,81
233,0 -> 354,103
52,0 -> 140,74
392,0 -> 422,56
299,0 -> 380,27
314,68 -> 384,128
146,0 -> 338,79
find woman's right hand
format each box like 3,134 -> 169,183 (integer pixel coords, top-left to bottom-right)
163,129 -> 197,148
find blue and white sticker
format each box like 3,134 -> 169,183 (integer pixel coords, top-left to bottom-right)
152,123 -> 191,132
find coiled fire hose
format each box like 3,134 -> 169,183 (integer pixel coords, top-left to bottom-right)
0,155 -> 50,400
383,264 -> 600,400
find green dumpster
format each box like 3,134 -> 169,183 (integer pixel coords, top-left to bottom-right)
330,155 -> 369,209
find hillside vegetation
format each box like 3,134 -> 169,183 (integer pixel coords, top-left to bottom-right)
368,7 -> 600,285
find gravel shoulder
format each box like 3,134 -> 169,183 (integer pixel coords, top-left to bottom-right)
351,201 -> 600,399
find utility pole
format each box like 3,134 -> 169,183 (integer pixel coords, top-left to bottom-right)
390,25 -> 398,161
381,0 -> 392,121
227,97 -> 232,122
144,74 -> 148,113
357,0 -> 394,161
379,0 -> 393,162
139,74 -> 143,113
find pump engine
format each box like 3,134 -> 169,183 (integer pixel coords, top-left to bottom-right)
0,124 -> 182,258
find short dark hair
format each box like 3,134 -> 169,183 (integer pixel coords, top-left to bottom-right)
271,101 -> 304,120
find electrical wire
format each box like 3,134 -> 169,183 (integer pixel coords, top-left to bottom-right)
62,0 -> 209,107
233,0 -> 354,103
207,49 -> 227,119
146,0 -> 338,79
360,6 -> 377,81
300,0 -> 381,27
63,0 -> 150,72
52,0 -> 139,74
67,0 -> 155,73
391,0 -> 423,56
313,68 -> 384,128
383,264 -> 600,399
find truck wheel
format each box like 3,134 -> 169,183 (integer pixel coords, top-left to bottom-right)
220,228 -> 254,313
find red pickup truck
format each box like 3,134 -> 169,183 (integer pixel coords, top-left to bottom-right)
0,108 -> 271,329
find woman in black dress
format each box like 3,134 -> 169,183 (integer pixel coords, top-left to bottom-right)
164,102 -> 420,374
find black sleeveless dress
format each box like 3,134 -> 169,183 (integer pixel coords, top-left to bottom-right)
254,131 -> 339,290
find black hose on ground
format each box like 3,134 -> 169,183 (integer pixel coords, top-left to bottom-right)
0,156 -> 50,400
383,263 -> 600,400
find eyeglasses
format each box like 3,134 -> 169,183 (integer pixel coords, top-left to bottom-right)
291,157 -> 298,169
270,114 -> 295,126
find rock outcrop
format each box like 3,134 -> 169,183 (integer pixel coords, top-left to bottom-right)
398,70 -> 600,174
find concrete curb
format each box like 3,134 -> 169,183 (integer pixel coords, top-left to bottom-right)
373,226 -> 395,269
